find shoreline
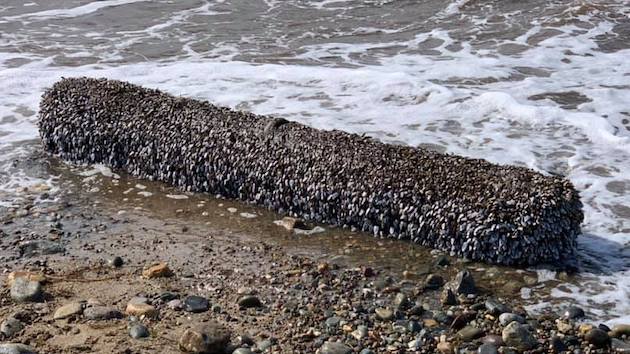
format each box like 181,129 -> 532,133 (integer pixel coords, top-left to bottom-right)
0,158 -> 628,353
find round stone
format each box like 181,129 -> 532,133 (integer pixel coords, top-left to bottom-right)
108,256 -> 124,268
129,323 -> 150,339
585,328 -> 610,348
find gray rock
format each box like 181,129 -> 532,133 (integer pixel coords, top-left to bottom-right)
359,350 -> 374,354
478,343 -> 498,354
457,326 -> 483,341
450,270 -> 476,295
129,323 -> 150,339
585,328 -> 610,348
83,306 -> 122,321
502,321 -> 537,351
237,295 -> 262,309
563,306 -> 585,320
498,313 -> 525,326
351,325 -> 368,340
0,344 -> 37,354
184,296 -> 210,313
179,322 -> 230,353
54,302 -> 84,320
480,334 -> 504,347
611,338 -> 630,353
257,339 -> 272,352
318,341 -> 352,354
485,298 -> 510,316
325,316 -> 341,330
407,320 -> 422,333
393,293 -> 409,310
10,278 -> 42,303
0,318 -> 24,338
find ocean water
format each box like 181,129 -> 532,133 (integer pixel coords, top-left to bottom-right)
1,0 -> 629,323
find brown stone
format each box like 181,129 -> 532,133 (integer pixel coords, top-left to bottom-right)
142,262 -> 172,278
179,322 -> 230,353
126,302 -> 158,318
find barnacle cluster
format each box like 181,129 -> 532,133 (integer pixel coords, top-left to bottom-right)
39,77 -> 584,265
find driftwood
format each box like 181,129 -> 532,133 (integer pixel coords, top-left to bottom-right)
39,77 -> 583,265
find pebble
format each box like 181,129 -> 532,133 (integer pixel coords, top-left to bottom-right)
485,298 -> 510,316
10,278 -> 43,303
359,350 -> 375,354
563,306 -> 585,320
424,274 -> 444,290
0,344 -> 38,354
184,296 -> 210,313
0,318 -> 24,338
550,336 -> 567,353
450,270 -> 476,295
499,313 -> 525,326
478,343 -> 498,354
611,324 -> 630,338
167,299 -> 183,310
351,325 -> 368,340
502,321 -> 538,351
393,293 -> 409,310
375,308 -> 394,321
129,323 -> 150,339
318,342 -> 352,354
257,339 -> 272,351
108,256 -> 124,268
125,302 -> 158,318
457,326 -> 483,341
441,288 -> 457,306
83,306 -> 122,321
584,328 -> 610,348
611,338 -> 630,353
237,295 -> 262,309
178,322 -> 230,353
437,341 -> 454,354
53,302 -> 84,320
142,262 -> 172,278
481,334 -> 504,347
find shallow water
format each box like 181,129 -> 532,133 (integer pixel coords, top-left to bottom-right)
1,0 -> 629,323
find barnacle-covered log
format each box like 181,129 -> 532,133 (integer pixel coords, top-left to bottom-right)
39,77 -> 584,265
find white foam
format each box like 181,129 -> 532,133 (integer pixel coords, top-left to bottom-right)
3,0 -> 149,21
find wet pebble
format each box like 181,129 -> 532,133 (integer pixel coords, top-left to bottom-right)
184,296 -> 210,313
